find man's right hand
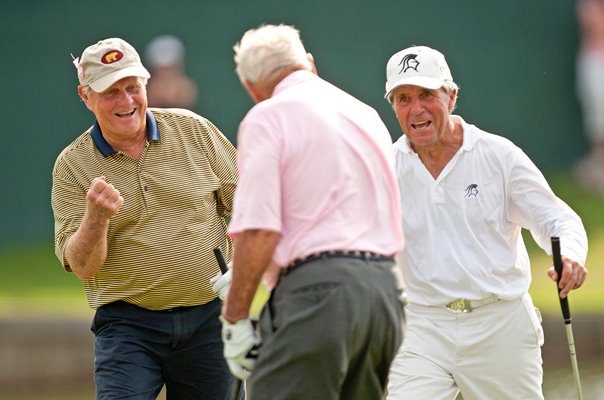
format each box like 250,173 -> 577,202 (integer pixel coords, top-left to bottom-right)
220,317 -> 261,380
64,176 -> 123,280
87,176 -> 123,220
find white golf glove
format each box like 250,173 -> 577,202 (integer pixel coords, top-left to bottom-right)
220,317 -> 261,380
210,262 -> 232,301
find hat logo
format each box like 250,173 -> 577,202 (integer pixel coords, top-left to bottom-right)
398,54 -> 419,74
101,50 -> 124,64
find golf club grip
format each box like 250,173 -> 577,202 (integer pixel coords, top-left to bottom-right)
551,237 -> 571,322
212,248 -> 244,400
213,247 -> 229,274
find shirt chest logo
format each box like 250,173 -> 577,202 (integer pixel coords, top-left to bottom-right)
464,184 -> 479,197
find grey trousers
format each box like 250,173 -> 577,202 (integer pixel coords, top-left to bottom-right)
248,255 -> 405,400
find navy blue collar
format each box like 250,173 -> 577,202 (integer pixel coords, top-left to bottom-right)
91,111 -> 160,157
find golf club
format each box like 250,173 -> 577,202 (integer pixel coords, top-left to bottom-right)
550,236 -> 583,400
213,247 -> 244,400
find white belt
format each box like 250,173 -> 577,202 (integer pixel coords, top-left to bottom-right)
443,294 -> 499,313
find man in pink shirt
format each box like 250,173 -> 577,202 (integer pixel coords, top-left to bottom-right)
217,24 -> 405,399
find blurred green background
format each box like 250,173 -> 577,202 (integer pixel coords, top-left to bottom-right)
1,1 -> 603,399
0,0 -> 590,247
1,0 -> 600,317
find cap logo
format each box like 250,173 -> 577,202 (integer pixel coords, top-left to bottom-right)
101,50 -> 124,64
398,54 -> 419,74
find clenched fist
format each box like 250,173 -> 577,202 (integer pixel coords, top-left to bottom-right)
86,176 -> 124,221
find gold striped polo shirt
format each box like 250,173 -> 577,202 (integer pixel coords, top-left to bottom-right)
51,108 -> 238,310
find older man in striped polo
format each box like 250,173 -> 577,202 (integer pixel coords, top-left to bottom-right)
51,37 -> 239,399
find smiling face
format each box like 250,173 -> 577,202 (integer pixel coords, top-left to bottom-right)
391,84 -> 456,151
79,76 -> 148,143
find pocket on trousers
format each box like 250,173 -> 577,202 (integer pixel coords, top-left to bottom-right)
259,293 -> 276,334
91,306 -> 112,336
271,281 -> 340,333
522,295 -> 544,347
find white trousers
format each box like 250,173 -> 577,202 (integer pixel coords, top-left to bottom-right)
387,293 -> 544,400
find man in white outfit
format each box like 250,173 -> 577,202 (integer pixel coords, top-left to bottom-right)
384,45 -> 588,400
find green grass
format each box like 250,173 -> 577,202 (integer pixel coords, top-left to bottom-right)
0,241 -> 93,319
0,171 -> 602,318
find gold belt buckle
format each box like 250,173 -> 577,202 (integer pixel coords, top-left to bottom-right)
446,298 -> 473,313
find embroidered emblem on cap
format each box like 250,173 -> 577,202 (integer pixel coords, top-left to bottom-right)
398,54 -> 419,74
102,50 -> 124,64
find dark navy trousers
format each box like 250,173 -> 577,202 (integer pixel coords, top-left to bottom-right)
92,298 -> 234,400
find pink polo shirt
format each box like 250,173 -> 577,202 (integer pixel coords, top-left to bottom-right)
229,70 -> 403,281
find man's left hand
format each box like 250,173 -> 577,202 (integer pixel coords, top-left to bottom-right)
547,256 -> 588,298
210,263 -> 232,301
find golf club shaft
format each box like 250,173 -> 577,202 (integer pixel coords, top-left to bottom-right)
564,324 -> 582,399
550,237 -> 583,400
213,248 -> 244,400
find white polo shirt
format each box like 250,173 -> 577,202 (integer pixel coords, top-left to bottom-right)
393,116 -> 588,306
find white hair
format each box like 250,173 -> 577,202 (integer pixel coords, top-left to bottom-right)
442,80 -> 459,112
233,24 -> 312,83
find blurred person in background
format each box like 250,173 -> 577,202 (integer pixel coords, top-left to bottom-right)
574,0 -> 604,195
51,37 -> 238,399
383,45 -> 588,400
145,34 -> 199,109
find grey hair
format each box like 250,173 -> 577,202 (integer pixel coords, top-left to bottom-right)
442,80 -> 459,112
233,24 -> 312,83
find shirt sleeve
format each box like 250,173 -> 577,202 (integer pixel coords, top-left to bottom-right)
51,158 -> 86,271
228,114 -> 283,236
506,148 -> 588,265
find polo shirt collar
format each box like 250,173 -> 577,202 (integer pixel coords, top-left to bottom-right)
272,69 -> 315,96
456,116 -> 477,151
91,111 -> 160,157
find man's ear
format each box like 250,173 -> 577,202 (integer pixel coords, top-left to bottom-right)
78,85 -> 94,112
307,53 -> 317,75
448,89 -> 457,112
242,81 -> 266,104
